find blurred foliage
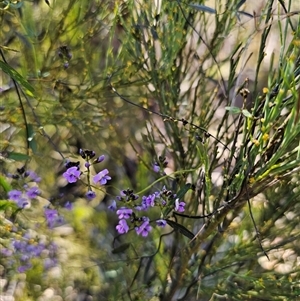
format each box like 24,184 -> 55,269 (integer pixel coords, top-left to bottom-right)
1,0 -> 300,300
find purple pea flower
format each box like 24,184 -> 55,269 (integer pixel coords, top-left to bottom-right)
141,194 -> 156,209
175,198 -> 185,212
26,170 -> 41,182
135,218 -> 152,237
20,254 -> 30,262
16,197 -> 29,208
26,186 -> 40,199
116,207 -> 133,219
13,240 -> 26,251
153,163 -> 160,173
8,189 -> 22,201
108,200 -> 117,211
26,243 -> 44,256
63,166 -> 81,183
1,248 -> 13,257
44,208 -> 59,228
94,155 -> 105,163
116,219 -> 129,234
18,264 -> 32,273
93,169 -> 111,185
161,199 -> 167,206
156,219 -> 167,227
86,190 -> 96,200
64,201 -> 73,210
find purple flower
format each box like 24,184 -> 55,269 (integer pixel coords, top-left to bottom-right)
44,208 -> 59,228
94,155 -> 105,163
44,258 -> 57,270
13,240 -> 26,251
161,200 -> 167,206
20,254 -> 30,262
8,189 -> 22,201
16,197 -> 29,208
175,198 -> 185,212
5,231 -> 59,274
63,166 -> 81,183
116,219 -> 129,234
64,201 -> 73,210
26,186 -> 40,199
135,205 -> 143,211
141,194 -> 156,209
93,169 -> 111,185
135,218 -> 152,237
116,207 -> 133,219
56,215 -> 65,225
156,219 -> 167,227
153,163 -> 160,173
26,171 -> 41,182
18,264 -> 32,273
1,248 -> 13,256
86,190 -> 96,200
108,200 -> 117,211
26,243 -> 44,256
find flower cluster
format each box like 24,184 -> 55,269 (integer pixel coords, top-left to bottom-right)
1,230 -> 58,273
44,208 -> 64,228
62,149 -> 111,201
57,45 -> 72,69
2,151 -> 111,277
6,167 -> 67,229
110,186 -> 186,237
153,156 -> 169,174
7,167 -> 41,208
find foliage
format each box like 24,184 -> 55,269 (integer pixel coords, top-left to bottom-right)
1,0 -> 300,300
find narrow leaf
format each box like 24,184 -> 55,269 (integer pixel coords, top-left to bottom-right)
7,152 -> 30,161
0,175 -> 12,193
176,183 -> 192,199
236,0 -> 246,10
242,109 -> 252,118
0,61 -> 34,95
225,106 -> 241,114
28,124 -> 37,153
150,27 -> 159,40
189,4 -> 216,14
0,200 -> 18,212
166,219 -> 195,239
237,10 -> 254,18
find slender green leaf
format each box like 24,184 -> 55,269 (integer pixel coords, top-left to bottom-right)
0,175 -> 12,193
27,124 -> 37,153
0,200 -> 18,212
166,219 -> 195,239
225,106 -> 241,114
242,109 -> 252,118
7,152 -> 30,161
176,183 -> 192,199
189,4 -> 216,14
236,0 -> 246,10
0,60 -> 34,96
